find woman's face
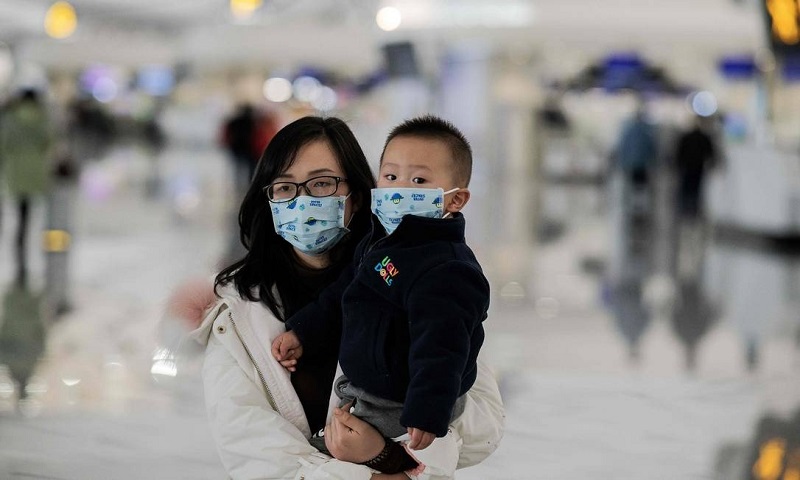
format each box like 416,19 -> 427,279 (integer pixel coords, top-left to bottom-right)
273,139 -> 359,267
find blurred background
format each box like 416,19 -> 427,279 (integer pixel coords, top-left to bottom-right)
1,0 -> 800,478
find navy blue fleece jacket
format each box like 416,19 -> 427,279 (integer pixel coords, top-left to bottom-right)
286,212 -> 489,437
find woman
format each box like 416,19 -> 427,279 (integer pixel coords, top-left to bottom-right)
181,116 -> 504,479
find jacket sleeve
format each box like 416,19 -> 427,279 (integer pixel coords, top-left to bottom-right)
401,261 -> 490,437
202,319 -> 374,480
285,258 -> 355,355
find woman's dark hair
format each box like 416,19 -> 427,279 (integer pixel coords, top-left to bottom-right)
215,116 -> 375,320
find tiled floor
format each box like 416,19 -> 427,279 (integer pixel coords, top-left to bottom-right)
1,145 -> 799,479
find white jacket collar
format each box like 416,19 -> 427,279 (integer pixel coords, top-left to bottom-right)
187,284 -> 239,348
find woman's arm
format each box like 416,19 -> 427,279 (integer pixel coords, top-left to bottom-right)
325,406 -> 422,477
203,327 -> 375,480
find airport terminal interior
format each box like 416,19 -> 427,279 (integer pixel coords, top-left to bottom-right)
1,0 -> 800,478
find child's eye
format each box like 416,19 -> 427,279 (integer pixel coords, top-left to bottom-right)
412,177 -> 426,184
384,174 -> 397,181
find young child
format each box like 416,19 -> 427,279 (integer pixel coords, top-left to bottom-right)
272,115 -> 490,477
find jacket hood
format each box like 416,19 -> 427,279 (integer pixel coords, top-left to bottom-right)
162,277 -> 232,350
166,277 -> 219,330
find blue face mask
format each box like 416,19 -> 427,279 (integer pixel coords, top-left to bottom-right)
270,195 -> 351,255
371,187 -> 459,235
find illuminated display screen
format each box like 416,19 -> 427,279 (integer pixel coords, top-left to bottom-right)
763,0 -> 800,55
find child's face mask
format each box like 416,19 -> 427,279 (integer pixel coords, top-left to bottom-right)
370,187 -> 460,235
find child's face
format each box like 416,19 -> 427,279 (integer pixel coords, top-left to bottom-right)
378,136 -> 459,190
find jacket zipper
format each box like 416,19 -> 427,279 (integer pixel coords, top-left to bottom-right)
227,311 -> 280,413
358,223 -> 390,269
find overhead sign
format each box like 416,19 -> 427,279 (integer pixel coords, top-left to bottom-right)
718,56 -> 757,80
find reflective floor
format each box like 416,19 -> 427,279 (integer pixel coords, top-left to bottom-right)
1,145 -> 799,479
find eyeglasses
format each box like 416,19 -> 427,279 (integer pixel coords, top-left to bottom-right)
264,175 -> 348,203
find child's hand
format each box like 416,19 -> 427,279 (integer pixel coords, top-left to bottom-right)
406,427 -> 436,450
271,331 -> 303,372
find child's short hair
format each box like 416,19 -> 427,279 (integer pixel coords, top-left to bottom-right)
381,115 -> 473,186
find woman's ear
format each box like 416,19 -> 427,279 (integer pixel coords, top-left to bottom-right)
446,188 -> 470,214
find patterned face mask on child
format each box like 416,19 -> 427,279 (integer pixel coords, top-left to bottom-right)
370,187 -> 460,235
270,195 -> 351,255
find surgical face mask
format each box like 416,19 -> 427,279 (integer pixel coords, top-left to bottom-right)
371,187 -> 460,235
270,195 -> 351,255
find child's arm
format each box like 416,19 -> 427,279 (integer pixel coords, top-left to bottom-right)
402,261 -> 490,439
283,255 -> 358,359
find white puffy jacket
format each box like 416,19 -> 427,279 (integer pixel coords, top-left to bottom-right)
187,284 -> 505,480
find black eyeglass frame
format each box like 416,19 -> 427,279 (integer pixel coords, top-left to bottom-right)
264,175 -> 348,203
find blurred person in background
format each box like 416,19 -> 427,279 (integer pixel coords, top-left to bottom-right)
615,98 -> 657,217
44,143 -> 80,316
67,96 -> 115,163
220,103 -> 280,265
170,116 -> 503,479
675,114 -> 718,222
252,107 -> 280,169
38,97 -> 111,317
142,114 -> 167,199
674,114 -> 718,279
220,103 -> 257,190
0,88 -> 53,286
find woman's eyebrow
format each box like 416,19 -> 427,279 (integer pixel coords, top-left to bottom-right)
306,168 -> 337,176
275,168 -> 336,180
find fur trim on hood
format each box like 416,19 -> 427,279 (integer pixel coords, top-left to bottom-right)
166,277 -> 218,330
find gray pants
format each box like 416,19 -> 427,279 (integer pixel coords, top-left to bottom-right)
334,375 -> 466,438
309,375 -> 466,453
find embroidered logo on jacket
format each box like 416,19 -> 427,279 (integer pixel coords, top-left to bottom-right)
375,256 -> 399,286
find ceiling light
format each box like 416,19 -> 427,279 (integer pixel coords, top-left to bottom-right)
230,0 -> 262,19
385,0 -> 532,29
690,91 -> 718,117
377,6 -> 402,31
293,76 -> 321,103
312,86 -> 338,112
45,1 -> 77,40
92,77 -> 118,103
263,77 -> 292,102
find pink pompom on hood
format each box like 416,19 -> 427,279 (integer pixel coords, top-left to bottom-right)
165,277 -> 219,330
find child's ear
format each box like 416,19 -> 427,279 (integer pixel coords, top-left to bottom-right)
446,189 -> 470,214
